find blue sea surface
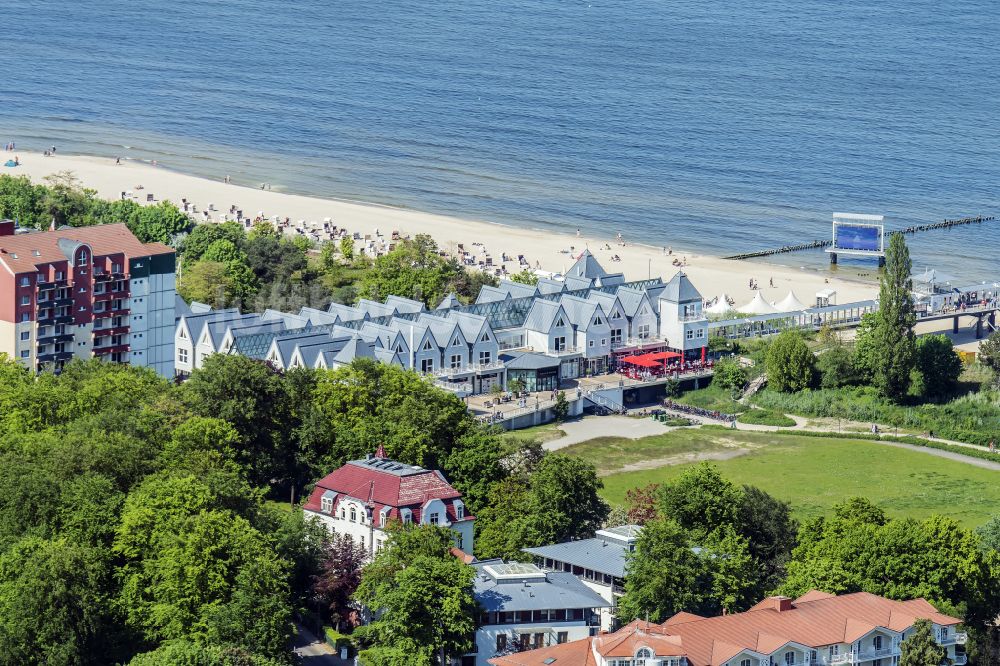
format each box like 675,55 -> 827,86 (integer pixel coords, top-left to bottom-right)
1,0 -> 998,281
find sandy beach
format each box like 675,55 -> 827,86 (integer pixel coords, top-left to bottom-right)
4,152 -> 877,305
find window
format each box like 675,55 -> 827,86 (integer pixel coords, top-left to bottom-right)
553,336 -> 566,351
19,295 -> 29,306
611,329 -> 623,344
588,340 -> 594,348
742,660 -> 752,666
480,332 -> 490,342
77,251 -> 88,266
178,327 -> 187,339
874,636 -> 882,650
496,634 -> 507,652
811,651 -> 818,664
20,350 -> 29,359
686,329 -> 694,340
593,316 -> 604,325
422,340 -> 433,351
601,338 -> 607,346
19,276 -> 29,287
20,331 -> 30,341
20,313 -> 29,322
56,271 -> 64,280
696,328 -> 705,338
420,358 -> 434,373
428,511 -> 440,525
320,496 -> 333,513
455,502 -> 465,519
478,350 -> 492,365
177,348 -> 189,364
555,317 -> 565,327
113,263 -> 122,273
450,354 -> 462,369
350,507 -> 357,522
611,310 -> 622,320
557,632 -> 568,644
785,652 -> 795,665
638,324 -> 650,338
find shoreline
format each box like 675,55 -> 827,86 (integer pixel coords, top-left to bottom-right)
1,151 -> 878,305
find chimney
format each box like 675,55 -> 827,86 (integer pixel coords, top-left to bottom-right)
0,220 -> 14,237
769,596 -> 794,612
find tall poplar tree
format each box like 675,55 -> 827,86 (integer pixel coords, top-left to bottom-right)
874,232 -> 916,401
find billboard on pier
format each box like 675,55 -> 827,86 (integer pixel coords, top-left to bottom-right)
831,213 -> 884,255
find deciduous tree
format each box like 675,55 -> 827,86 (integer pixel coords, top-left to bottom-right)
765,331 -> 816,392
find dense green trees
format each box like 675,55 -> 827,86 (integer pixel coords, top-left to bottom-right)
779,497 -> 1000,627
357,234 -> 497,307
712,358 -> 749,396
354,526 -> 477,666
474,452 -> 609,560
765,331 -> 816,392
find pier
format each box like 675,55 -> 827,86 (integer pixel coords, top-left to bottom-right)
723,215 -> 996,261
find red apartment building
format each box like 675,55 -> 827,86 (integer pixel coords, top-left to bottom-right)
0,221 -> 176,376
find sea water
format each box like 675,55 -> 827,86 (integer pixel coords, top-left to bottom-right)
1,0 -> 998,281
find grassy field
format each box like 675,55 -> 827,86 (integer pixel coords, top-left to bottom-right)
673,383 -> 747,414
737,410 -> 796,427
560,428 -> 1000,528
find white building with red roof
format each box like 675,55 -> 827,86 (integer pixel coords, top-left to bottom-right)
490,591 -> 967,666
303,448 -> 474,556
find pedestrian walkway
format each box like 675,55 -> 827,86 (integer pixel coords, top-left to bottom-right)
544,414 -> 671,450
293,624 -> 352,666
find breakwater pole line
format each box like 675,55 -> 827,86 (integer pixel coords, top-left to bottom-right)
723,215 -> 996,261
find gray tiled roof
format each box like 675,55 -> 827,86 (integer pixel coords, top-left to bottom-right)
566,249 -> 608,279
558,295 -> 601,327
385,295 -> 426,314
661,271 -> 702,303
535,277 -> 566,295
524,537 -> 632,578
327,302 -> 368,322
473,561 -> 611,612
475,285 -> 510,304
500,351 -> 560,371
436,292 -> 462,310
563,275 -> 594,291
522,299 -> 563,332
497,280 -> 539,300
299,307 -> 341,326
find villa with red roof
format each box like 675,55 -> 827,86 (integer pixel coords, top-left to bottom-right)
490,591 -> 967,666
303,448 -> 474,556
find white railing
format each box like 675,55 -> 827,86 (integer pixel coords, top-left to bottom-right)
434,360 -> 506,377
548,346 -> 580,356
940,632 -> 967,645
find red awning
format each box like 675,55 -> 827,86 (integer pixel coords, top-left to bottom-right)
621,355 -> 660,368
647,351 -> 682,360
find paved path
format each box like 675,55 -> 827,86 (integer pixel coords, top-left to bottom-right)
293,624 -> 352,666
544,414 -> 671,450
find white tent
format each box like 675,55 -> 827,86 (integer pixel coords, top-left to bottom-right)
739,292 -> 779,314
774,290 -> 808,312
706,294 -> 734,315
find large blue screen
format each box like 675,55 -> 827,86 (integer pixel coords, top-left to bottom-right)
835,224 -> 881,251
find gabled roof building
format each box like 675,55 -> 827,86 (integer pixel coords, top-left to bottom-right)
303,450 -> 474,557
489,591 -> 967,666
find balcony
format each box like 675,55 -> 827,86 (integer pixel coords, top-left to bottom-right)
38,296 -> 73,309
37,333 -> 73,345
37,280 -> 57,291
435,360 -> 506,378
610,336 -> 662,351
940,633 -> 967,646
92,291 -> 114,302
37,351 -> 74,364
93,343 -> 129,356
547,346 -> 580,357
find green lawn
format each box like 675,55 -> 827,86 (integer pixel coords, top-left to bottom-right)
560,429 -> 1000,528
737,410 -> 796,427
502,421 -> 566,443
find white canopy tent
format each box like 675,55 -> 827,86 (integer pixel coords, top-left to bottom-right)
774,291 -> 808,312
739,292 -> 779,314
706,294 -> 734,315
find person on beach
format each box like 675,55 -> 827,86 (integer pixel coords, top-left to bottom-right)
116,157 -> 121,165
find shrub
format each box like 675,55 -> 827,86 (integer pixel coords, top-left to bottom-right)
713,359 -> 749,395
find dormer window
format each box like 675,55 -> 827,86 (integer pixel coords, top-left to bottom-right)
423,340 -> 433,351
555,317 -> 565,327
636,647 -> 653,661
742,659 -> 752,666
428,511 -> 440,525
401,508 -> 412,525
77,251 -> 88,266
455,501 -> 465,520
379,506 -> 390,528
320,495 -> 334,513
480,333 -> 490,342
594,316 -> 604,325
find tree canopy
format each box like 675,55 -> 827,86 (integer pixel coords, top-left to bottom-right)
765,331 -> 816,392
